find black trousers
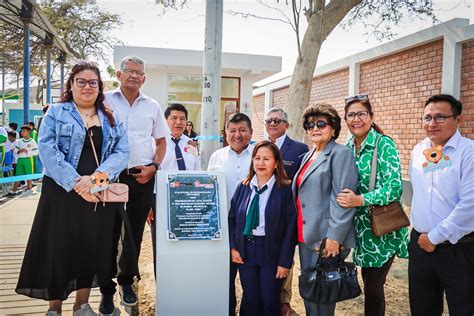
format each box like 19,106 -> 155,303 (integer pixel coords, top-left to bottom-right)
100,172 -> 155,293
361,255 -> 395,316
409,230 -> 474,316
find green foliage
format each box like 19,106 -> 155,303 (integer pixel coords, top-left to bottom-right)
2,0 -> 122,102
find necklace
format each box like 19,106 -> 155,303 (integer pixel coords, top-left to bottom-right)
77,107 -> 96,117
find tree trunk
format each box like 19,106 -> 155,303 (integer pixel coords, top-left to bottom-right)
35,79 -> 44,104
285,13 -> 324,142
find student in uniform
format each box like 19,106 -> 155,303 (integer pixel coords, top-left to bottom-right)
10,125 -> 38,194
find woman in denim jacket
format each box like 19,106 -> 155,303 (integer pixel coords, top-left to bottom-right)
16,60 -> 130,316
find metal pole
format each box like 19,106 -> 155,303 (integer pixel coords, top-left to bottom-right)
200,0 -> 223,168
46,48 -> 52,105
2,61 -> 5,126
23,19 -> 30,125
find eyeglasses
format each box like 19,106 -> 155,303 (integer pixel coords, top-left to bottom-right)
122,69 -> 145,77
73,78 -> 99,88
264,118 -> 286,125
420,114 -> 455,124
345,110 -> 369,121
345,94 -> 369,105
304,120 -> 330,131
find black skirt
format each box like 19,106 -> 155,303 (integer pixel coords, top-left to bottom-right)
15,126 -> 134,301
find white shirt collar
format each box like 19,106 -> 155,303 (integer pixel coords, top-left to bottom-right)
229,144 -> 253,156
250,174 -> 276,191
271,134 -> 287,149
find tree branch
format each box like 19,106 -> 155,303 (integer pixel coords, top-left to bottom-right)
322,0 -> 362,39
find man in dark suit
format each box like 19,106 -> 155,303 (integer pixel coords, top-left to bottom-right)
265,107 -> 308,315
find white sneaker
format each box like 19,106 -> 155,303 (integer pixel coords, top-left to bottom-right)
73,303 -> 98,316
45,311 -> 61,316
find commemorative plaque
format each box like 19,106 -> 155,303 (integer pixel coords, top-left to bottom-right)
167,174 -> 221,240
156,171 -> 229,315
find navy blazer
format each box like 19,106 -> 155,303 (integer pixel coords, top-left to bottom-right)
228,182 -> 297,268
280,136 -> 309,181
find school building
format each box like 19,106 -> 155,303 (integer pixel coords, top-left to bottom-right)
252,18 -> 474,181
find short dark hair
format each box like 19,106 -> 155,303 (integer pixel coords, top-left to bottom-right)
165,103 -> 188,119
302,103 -> 341,140
21,125 -> 32,131
9,123 -> 18,131
28,121 -> 35,127
226,113 -> 252,130
425,94 -> 463,117
7,131 -> 16,138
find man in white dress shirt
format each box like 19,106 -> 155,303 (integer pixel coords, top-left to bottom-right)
409,94 -> 474,316
207,112 -> 254,316
161,103 -> 200,171
100,55 -> 169,315
148,103 -> 201,276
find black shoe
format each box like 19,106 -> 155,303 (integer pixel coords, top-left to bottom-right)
119,285 -> 137,306
99,293 -> 115,315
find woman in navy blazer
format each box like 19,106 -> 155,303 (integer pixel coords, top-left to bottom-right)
228,141 -> 297,316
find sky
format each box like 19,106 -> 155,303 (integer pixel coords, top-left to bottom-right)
96,0 -> 474,85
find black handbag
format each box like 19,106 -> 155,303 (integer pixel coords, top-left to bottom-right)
298,239 -> 362,304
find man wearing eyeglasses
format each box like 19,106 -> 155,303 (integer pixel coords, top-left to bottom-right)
100,55 -> 169,315
409,94 -> 474,316
265,107 -> 308,316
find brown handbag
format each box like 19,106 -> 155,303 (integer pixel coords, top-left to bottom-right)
368,136 -> 409,237
89,128 -> 129,203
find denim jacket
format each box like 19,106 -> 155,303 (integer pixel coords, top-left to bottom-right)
38,101 -> 129,192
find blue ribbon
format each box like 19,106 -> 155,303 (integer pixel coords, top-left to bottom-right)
0,173 -> 44,184
195,135 -> 223,141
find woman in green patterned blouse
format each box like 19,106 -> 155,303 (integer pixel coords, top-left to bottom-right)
336,94 -> 408,316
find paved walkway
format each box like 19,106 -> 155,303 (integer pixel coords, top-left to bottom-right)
0,186 -> 130,315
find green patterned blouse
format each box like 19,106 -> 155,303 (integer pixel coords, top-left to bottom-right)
346,128 -> 408,268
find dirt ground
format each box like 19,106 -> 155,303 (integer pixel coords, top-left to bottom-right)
135,225 -> 416,315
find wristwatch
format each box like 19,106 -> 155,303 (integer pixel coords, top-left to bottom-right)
149,162 -> 161,171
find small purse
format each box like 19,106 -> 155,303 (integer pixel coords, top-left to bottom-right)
89,128 -> 129,203
298,239 -> 362,304
368,136 -> 409,237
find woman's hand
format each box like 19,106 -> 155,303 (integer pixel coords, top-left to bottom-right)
275,266 -> 290,279
74,175 -> 93,195
79,191 -> 101,203
231,248 -> 244,264
336,188 -> 364,208
322,238 -> 340,258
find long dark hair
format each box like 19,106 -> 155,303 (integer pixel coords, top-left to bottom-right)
344,97 -> 384,135
242,141 -> 290,188
60,60 -> 116,127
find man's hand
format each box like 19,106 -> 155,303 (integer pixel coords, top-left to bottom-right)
146,209 -> 154,225
231,248 -> 244,264
132,165 -> 156,184
418,233 -> 436,253
276,266 -> 290,279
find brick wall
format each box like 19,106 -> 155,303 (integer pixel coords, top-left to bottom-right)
252,93 -> 266,141
309,69 -> 350,142
359,39 -> 443,178
460,40 -> 474,139
272,86 -> 289,109
255,38 -> 474,179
